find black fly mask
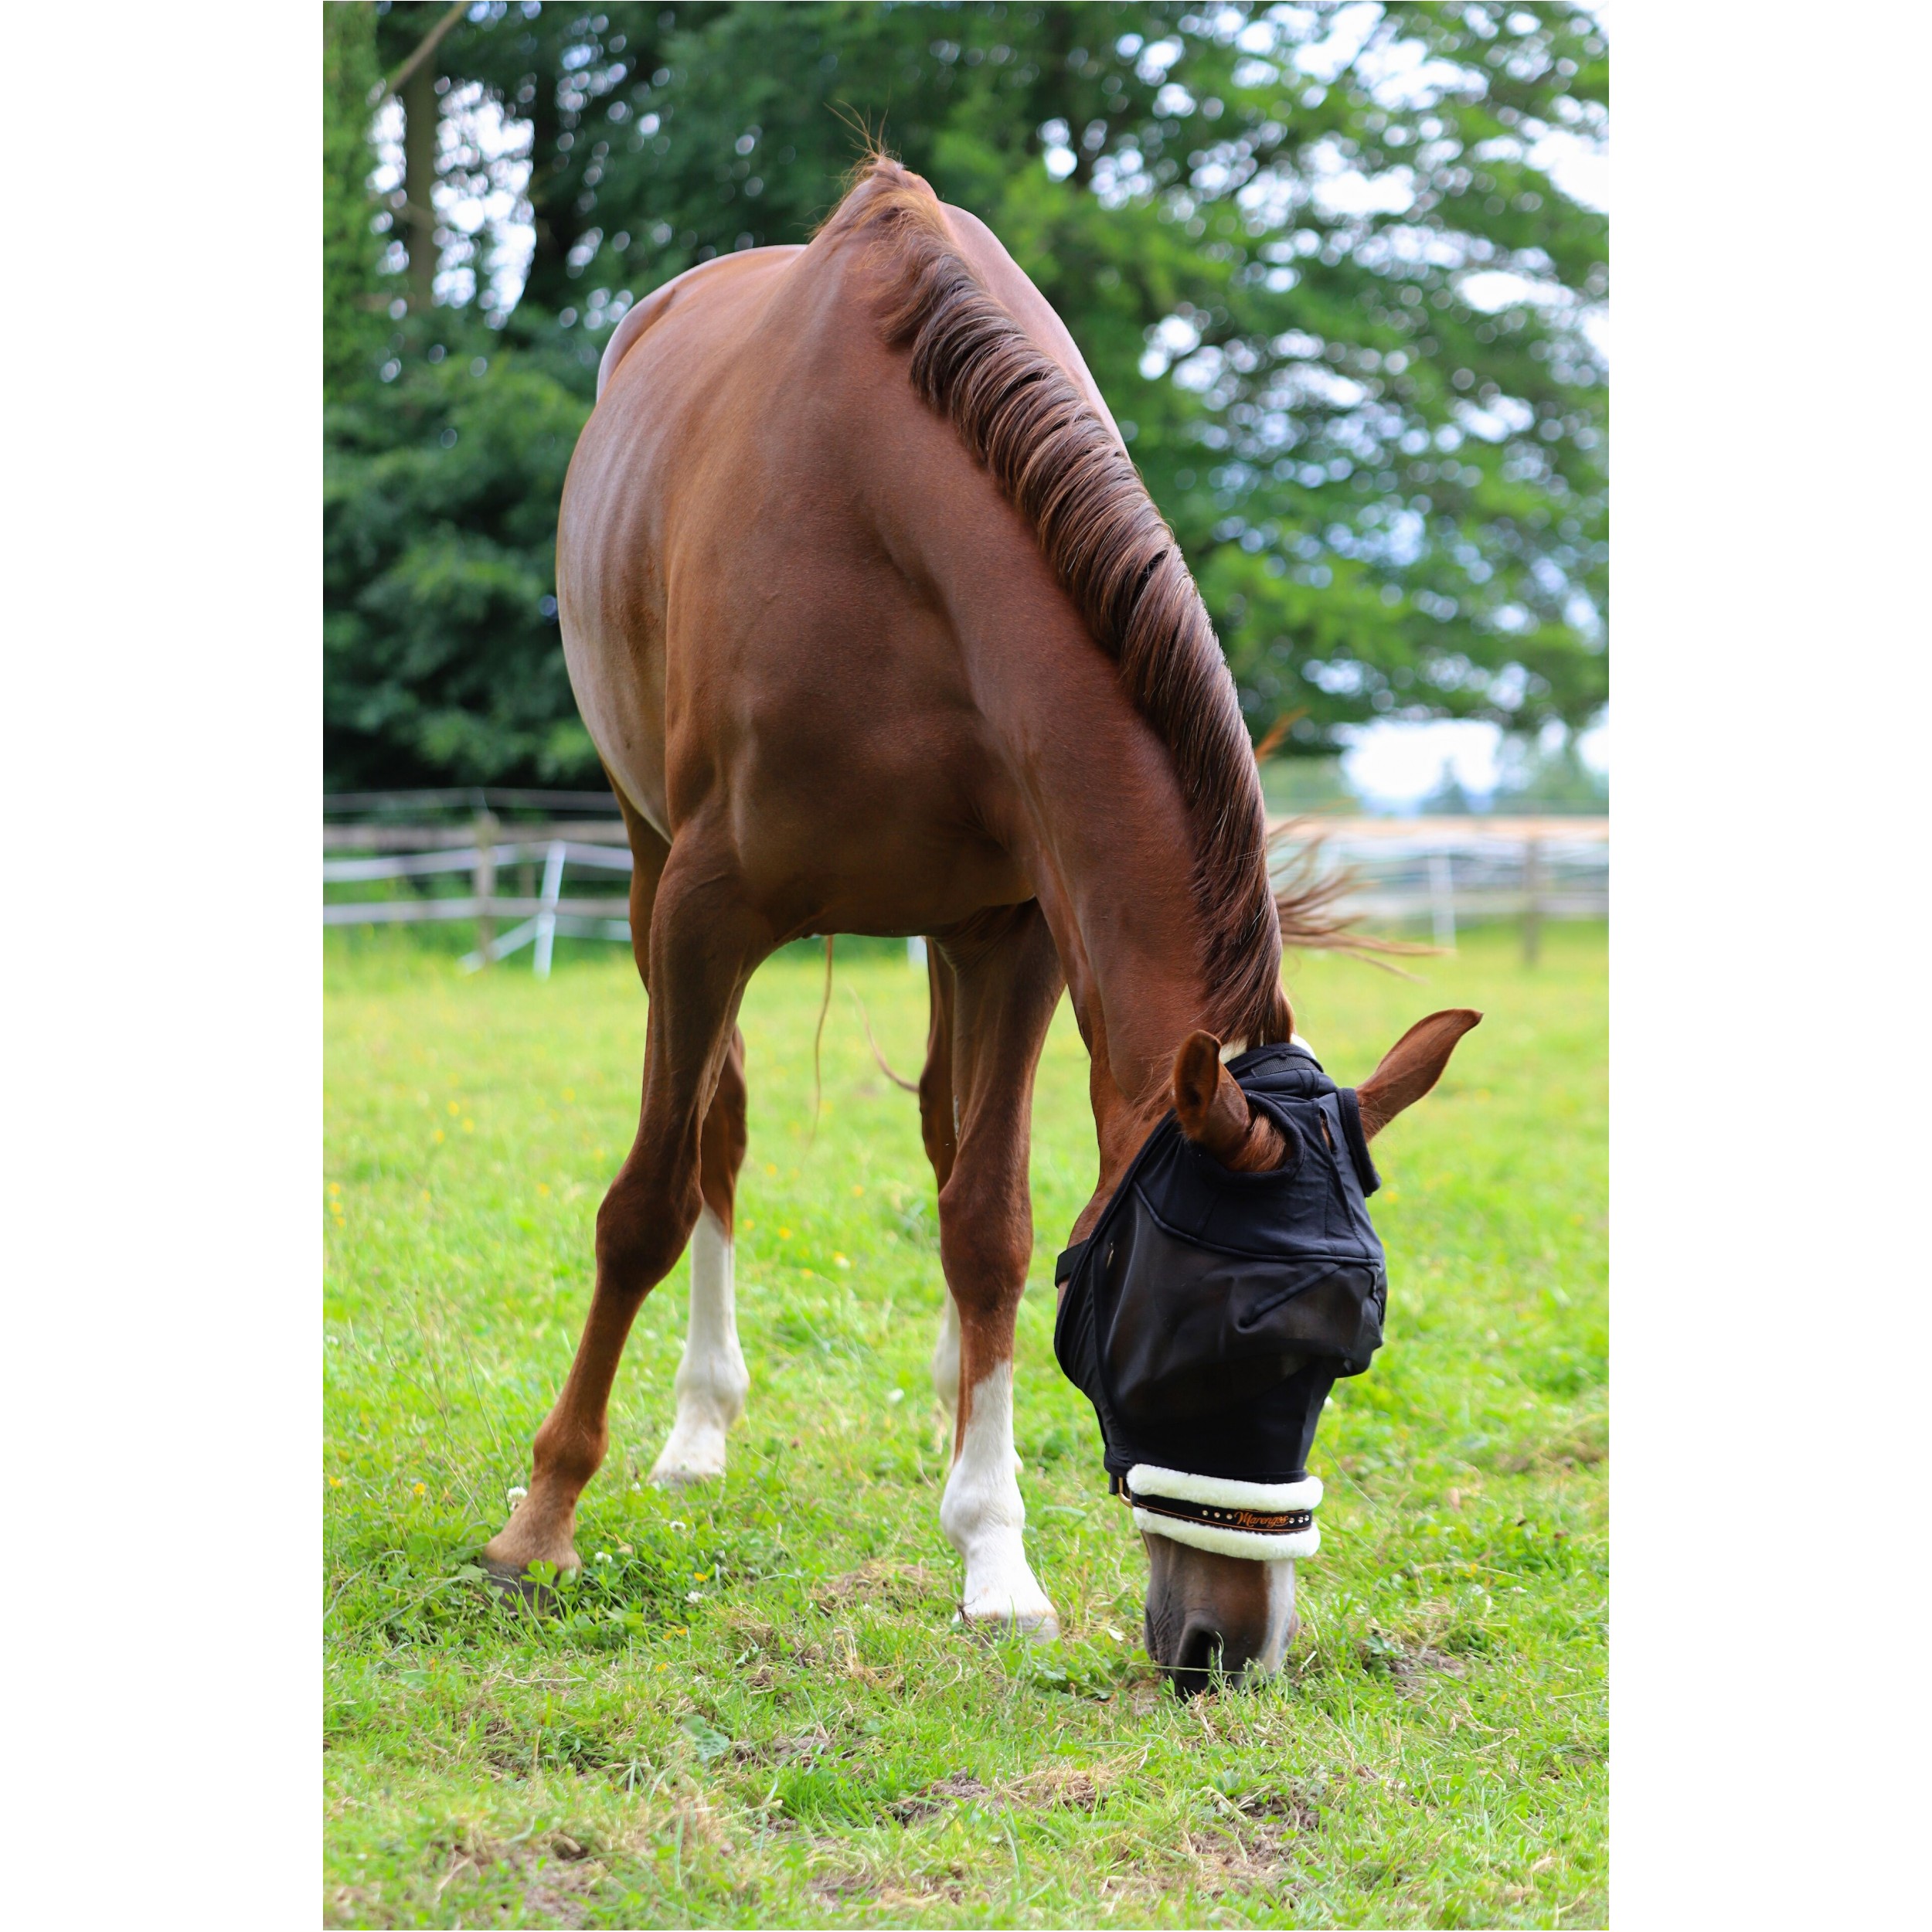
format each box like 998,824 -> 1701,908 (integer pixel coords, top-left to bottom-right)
1052,1039 -> 1386,1560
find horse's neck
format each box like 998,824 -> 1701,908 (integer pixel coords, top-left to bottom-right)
945,576 -> 1222,1166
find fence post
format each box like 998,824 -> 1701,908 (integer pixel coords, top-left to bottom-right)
473,811 -> 498,965
1427,849 -> 1457,951
533,840 -> 566,979
1522,835 -> 1543,967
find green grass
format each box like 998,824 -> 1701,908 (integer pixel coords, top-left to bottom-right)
324,922 -> 1606,1929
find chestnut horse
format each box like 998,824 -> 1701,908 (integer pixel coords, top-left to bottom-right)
481,158 -> 1476,1685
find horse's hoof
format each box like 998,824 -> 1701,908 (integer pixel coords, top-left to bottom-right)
957,1602 -> 1062,1644
648,1422 -> 730,1487
648,1461 -> 723,1489
478,1557 -> 566,1614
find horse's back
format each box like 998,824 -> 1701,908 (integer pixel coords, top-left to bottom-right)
555,181 -> 1089,932
559,246 -> 810,839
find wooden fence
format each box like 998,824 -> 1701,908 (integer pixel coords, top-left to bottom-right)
323,795 -> 1606,974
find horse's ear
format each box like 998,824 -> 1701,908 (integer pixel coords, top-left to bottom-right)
1355,1009 -> 1481,1139
1171,1030 -> 1252,1164
1172,1032 -> 1294,1172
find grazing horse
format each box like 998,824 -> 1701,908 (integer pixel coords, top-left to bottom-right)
481,157 -> 1477,1687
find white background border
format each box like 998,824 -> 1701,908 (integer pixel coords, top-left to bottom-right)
4,4 -> 1926,1923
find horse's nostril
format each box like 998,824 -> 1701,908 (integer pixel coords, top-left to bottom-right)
1168,1621 -> 1226,1696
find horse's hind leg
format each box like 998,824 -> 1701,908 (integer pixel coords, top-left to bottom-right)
481,826 -> 767,1584
918,944 -> 962,1420
925,905 -> 1064,1637
648,1023 -> 751,1485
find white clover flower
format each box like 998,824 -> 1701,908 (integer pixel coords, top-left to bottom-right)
505,1485 -> 528,1508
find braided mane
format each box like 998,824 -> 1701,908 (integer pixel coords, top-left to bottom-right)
821,156 -> 1307,1044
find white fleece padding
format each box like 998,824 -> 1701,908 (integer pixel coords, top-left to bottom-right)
1131,1509 -> 1321,1561
1127,1466 -> 1324,1513
1223,1031 -> 1314,1065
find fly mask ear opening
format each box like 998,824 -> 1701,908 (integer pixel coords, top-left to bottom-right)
1171,1030 -> 1292,1172
1355,1009 -> 1482,1141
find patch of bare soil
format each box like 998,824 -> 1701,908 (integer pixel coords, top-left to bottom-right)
1497,1413 -> 1607,1474
1238,1788 -> 1322,1833
871,1872 -> 970,1910
1009,1757 -> 1127,1811
888,1757 -> 1128,1824
807,1868 -> 881,1907
736,1723 -> 837,1767
1391,1645 -> 1469,1687
811,1558 -> 948,1613
426,1826 -> 610,1927
1185,1803 -> 1319,1889
889,1772 -> 994,1823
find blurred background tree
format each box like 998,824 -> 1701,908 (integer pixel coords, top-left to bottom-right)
325,0 -> 1607,793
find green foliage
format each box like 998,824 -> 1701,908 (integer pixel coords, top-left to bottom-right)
329,2 -> 1607,787
326,331 -> 600,784
325,925 -> 1606,1925
322,1 -> 388,399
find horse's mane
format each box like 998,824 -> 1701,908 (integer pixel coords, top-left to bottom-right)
820,157 -> 1359,1044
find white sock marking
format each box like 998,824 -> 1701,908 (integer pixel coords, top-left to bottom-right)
940,1363 -> 1059,1634
649,1204 -> 750,1485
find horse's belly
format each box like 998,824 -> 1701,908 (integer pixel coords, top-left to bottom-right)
561,609 -> 671,841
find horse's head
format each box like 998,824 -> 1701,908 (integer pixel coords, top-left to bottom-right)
1054,1009 -> 1481,1696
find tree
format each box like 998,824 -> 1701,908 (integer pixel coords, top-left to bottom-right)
323,2 -> 388,399
326,2 -> 1607,789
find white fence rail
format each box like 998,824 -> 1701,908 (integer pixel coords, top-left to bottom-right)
1286,815 -> 1608,963
323,805 -> 1606,973
321,825 -> 633,976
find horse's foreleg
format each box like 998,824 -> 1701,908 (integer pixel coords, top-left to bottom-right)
481,837 -> 765,1585
929,906 -> 1064,1638
650,1026 -> 751,1485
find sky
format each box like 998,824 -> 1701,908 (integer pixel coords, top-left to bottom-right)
1344,6 -> 1607,811
1342,713 -> 1609,808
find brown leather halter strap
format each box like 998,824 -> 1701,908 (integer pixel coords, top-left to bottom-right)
1123,1492 -> 1315,1536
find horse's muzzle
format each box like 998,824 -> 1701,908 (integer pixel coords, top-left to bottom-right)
1141,1536 -> 1295,1696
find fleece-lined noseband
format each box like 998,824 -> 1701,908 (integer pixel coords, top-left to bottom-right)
1053,1040 -> 1386,1561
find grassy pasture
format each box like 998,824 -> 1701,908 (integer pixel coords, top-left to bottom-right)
324,922 -> 1606,1929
